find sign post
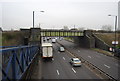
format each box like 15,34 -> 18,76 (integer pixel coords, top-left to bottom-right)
112,41 -> 118,55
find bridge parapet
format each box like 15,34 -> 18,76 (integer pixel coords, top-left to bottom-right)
29,28 -> 84,40
0,45 -> 39,80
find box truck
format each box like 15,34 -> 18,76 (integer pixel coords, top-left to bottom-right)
42,43 -> 53,59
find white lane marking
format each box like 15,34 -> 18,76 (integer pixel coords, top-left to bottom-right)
63,57 -> 65,60
56,70 -> 60,75
72,68 -> 76,73
104,64 -> 110,69
88,56 -> 91,58
52,58 -> 54,61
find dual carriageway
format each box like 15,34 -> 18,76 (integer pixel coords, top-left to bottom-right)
31,37 -> 119,80
1,28 -> 120,80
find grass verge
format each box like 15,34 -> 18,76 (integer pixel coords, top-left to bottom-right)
91,48 -> 114,57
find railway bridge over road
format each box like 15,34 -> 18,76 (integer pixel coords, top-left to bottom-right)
1,28 -> 119,80
21,28 -> 95,48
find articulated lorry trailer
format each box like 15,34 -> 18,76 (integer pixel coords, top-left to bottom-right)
42,43 -> 53,59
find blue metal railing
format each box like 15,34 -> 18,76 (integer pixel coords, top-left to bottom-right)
0,45 -> 39,80
0,46 -> 18,49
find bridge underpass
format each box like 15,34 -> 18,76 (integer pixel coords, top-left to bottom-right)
0,28 -> 85,80
28,28 -> 95,48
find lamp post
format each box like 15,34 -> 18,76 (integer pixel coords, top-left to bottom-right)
33,11 -> 44,28
108,14 -> 118,53
32,11 -> 44,42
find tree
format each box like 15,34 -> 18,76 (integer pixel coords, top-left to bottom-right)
78,27 -> 85,31
101,25 -> 112,31
63,26 -> 69,30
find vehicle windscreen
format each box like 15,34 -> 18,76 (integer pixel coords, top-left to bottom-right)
61,47 -> 64,50
74,60 -> 80,62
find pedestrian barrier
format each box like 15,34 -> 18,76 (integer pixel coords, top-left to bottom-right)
0,45 -> 39,80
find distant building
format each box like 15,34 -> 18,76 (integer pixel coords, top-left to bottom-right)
118,1 -> 120,30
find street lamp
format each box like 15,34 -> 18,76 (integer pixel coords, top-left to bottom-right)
108,14 -> 118,53
33,11 -> 44,28
32,11 -> 44,42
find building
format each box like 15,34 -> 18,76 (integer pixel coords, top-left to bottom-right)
118,1 -> 120,30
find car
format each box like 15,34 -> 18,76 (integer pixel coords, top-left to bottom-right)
55,37 -> 58,40
70,58 -> 81,67
59,37 -> 63,41
52,39 -> 56,43
59,47 -> 65,52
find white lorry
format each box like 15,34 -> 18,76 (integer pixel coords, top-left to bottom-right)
42,43 -> 53,59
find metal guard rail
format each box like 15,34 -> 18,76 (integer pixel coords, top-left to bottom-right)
0,45 -> 39,80
0,46 -> 18,49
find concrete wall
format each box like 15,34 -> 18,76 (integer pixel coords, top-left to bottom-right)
73,30 -> 95,48
74,30 -> 111,51
93,34 -> 110,51
20,29 -> 30,38
30,28 -> 40,35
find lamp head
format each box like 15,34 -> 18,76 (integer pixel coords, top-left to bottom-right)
108,14 -> 111,16
40,11 -> 44,12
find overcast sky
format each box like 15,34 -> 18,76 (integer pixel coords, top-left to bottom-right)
0,0 -> 119,30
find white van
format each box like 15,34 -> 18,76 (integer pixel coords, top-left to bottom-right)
59,47 -> 65,52
52,39 -> 56,43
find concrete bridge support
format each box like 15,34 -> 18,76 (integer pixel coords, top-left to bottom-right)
74,30 -> 95,48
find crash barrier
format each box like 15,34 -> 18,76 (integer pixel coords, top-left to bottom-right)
0,45 -> 39,81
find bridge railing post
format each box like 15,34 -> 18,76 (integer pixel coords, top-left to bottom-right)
21,48 -> 25,73
12,50 -> 17,80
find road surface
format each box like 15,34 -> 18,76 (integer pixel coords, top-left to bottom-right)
41,42 -> 100,79
57,39 -> 119,79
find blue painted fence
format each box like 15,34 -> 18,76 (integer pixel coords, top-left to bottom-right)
0,45 -> 39,80
0,46 -> 18,48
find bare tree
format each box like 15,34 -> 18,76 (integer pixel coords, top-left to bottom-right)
63,26 -> 69,30
78,27 -> 85,31
101,25 -> 112,31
